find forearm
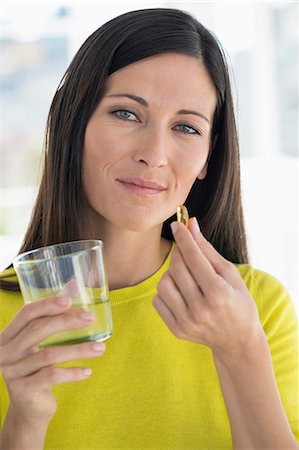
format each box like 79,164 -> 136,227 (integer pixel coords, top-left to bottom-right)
213,333 -> 299,449
0,406 -> 48,450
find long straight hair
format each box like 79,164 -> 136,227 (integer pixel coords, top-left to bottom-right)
1,8 -> 248,291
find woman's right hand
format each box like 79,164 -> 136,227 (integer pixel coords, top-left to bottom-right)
0,295 -> 106,428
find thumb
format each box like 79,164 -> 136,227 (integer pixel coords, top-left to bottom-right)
188,217 -> 201,240
188,216 -> 210,253
188,217 -> 226,272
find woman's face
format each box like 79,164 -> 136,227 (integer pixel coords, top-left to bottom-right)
82,52 -> 217,232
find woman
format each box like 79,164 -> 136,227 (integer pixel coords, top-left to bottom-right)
0,8 -> 298,449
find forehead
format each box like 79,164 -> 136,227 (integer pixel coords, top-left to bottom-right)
104,53 -> 217,115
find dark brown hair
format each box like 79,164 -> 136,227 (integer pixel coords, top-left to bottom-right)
1,8 -> 248,291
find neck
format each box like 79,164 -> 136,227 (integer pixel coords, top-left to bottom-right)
81,219 -> 172,290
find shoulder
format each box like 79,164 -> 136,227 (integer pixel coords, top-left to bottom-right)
235,264 -> 298,333
0,268 -> 24,332
235,263 -> 290,298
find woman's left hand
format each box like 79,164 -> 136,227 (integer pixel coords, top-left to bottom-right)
153,218 -> 265,363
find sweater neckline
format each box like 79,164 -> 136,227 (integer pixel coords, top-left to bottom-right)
109,241 -> 174,305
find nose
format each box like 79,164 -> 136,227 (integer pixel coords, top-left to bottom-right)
132,127 -> 168,168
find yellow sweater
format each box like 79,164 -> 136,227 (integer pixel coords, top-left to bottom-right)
0,248 -> 298,449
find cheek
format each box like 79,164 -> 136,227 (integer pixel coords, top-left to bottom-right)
82,128 -> 105,200
84,126 -> 111,161
175,146 -> 209,181
171,145 -> 209,203
82,126 -> 117,179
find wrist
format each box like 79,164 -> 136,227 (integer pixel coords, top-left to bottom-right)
211,330 -> 297,448
7,404 -> 51,430
0,405 -> 49,450
213,326 -> 269,371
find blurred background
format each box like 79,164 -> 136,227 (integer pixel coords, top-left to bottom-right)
1,1 -> 298,315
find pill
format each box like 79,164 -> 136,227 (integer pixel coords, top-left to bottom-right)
177,205 -> 189,228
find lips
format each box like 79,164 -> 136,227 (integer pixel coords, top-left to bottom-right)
117,177 -> 167,195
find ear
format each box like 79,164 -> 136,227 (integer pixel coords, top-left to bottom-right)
197,133 -> 218,181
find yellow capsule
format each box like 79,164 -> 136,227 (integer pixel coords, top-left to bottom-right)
177,205 -> 189,228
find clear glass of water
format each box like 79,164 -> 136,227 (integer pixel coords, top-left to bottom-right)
13,240 -> 113,349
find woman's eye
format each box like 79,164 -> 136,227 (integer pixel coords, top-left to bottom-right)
112,109 -> 138,121
174,124 -> 201,135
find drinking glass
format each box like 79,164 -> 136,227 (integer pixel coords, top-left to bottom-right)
13,240 -> 113,349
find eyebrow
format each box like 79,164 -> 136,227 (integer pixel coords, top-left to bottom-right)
106,93 -> 210,124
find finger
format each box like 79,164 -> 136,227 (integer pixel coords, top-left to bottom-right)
168,247 -> 205,313
4,308 -> 96,364
152,295 -> 178,336
171,221 -> 217,293
188,217 -> 240,284
156,272 -> 189,320
0,296 -> 72,346
2,341 -> 105,380
21,365 -> 94,391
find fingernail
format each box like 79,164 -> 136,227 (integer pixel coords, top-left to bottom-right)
191,217 -> 201,233
82,368 -> 92,377
171,222 -> 178,234
80,312 -> 95,321
91,342 -> 105,352
56,296 -> 71,307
